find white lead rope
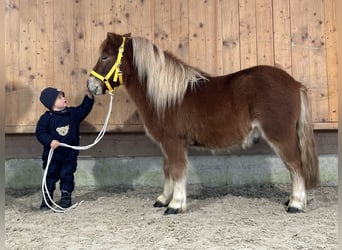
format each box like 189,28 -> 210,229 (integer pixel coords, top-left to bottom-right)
42,93 -> 114,213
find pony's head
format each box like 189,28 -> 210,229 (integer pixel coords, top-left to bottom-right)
87,32 -> 131,95
88,32 -> 207,116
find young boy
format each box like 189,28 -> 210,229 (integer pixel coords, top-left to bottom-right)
36,87 -> 94,210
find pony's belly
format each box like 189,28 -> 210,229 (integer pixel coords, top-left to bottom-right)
188,144 -> 242,154
187,122 -> 262,151
187,137 -> 244,153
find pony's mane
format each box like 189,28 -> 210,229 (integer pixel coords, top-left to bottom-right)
131,36 -> 207,115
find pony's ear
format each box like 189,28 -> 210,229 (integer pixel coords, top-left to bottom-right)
107,32 -> 118,41
107,32 -> 123,46
123,33 -> 131,38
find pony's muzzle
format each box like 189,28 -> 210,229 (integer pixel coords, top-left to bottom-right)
87,76 -> 104,95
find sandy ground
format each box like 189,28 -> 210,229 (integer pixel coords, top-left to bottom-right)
5,184 -> 337,250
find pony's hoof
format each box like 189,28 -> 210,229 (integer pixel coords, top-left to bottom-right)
153,201 -> 167,208
287,206 -> 302,213
164,207 -> 179,215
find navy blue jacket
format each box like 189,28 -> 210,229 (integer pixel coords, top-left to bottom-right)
35,95 -> 94,163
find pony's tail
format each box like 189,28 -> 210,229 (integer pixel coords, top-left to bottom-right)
297,86 -> 319,189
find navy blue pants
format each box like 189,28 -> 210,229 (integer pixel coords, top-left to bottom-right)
43,154 -> 77,193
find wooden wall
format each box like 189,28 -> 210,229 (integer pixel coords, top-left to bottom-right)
5,0 -> 338,133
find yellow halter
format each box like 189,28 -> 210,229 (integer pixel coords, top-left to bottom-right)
90,37 -> 126,93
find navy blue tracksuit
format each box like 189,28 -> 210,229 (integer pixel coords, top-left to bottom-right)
35,95 -> 94,193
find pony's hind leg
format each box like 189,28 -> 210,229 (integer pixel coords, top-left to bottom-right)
267,135 -> 307,213
288,170 -> 307,213
155,140 -> 188,215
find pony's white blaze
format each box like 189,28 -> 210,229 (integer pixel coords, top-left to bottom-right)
168,177 -> 187,212
157,177 -> 174,205
289,172 -> 307,210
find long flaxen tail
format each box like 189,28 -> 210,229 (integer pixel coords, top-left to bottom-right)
297,86 -> 320,189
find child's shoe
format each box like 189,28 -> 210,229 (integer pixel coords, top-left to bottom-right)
40,192 -> 53,210
60,190 -> 72,208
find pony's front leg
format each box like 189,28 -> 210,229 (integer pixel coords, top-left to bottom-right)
154,158 -> 174,208
165,175 -> 187,214
155,141 -> 188,215
153,175 -> 186,215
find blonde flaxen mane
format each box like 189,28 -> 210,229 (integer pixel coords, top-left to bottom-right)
132,37 -> 207,115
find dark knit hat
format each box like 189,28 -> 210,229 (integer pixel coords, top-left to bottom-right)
39,87 -> 64,110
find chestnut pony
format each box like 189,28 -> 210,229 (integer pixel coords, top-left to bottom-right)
87,32 -> 319,215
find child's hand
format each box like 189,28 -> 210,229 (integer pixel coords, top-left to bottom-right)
86,89 -> 94,99
50,140 -> 60,149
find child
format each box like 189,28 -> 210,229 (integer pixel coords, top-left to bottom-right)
36,87 -> 94,210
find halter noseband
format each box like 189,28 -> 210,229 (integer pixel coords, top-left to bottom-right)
90,37 -> 126,93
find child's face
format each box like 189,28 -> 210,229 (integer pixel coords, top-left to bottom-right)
53,93 -> 67,110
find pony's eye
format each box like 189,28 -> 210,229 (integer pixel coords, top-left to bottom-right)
101,56 -> 108,61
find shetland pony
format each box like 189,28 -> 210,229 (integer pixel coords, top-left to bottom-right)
87,32 -> 319,215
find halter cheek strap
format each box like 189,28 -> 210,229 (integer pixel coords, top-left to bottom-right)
90,37 -> 126,93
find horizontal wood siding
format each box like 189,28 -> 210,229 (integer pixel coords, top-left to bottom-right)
5,131 -> 338,159
5,0 -> 338,133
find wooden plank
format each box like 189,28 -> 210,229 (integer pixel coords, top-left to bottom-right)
188,0 -> 206,71
137,0 -> 154,39
110,88 -> 142,127
106,0 -> 154,37
313,122 -> 338,130
89,0 -> 110,127
85,0 -> 109,128
85,0 -> 103,76
105,0 -> 121,33
256,0 -> 274,65
100,0 -> 152,129
290,0 -> 309,86
72,0 -> 90,92
94,0 -> 107,126
204,0 -> 223,75
110,0 -> 152,127
18,0 -> 38,127
154,0 -> 172,51
35,0 -> 54,119
5,0 -> 20,127
213,0 -> 223,75
72,0 -> 98,130
221,0 -> 240,73
61,0 -> 91,132
95,1 -> 144,128
273,0 -> 292,74
118,0 -> 143,36
308,0 -> 329,123
79,0 -> 97,125
171,0 -> 189,64
324,0 -> 338,122
102,0 -> 115,36
239,0 -> 257,69
115,0 -> 131,35
52,0 -> 72,99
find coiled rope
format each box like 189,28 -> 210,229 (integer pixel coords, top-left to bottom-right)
42,92 -> 114,213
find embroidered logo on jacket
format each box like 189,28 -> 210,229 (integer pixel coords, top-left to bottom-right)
56,125 -> 70,136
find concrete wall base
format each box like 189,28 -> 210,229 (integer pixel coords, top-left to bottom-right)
5,155 -> 337,190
